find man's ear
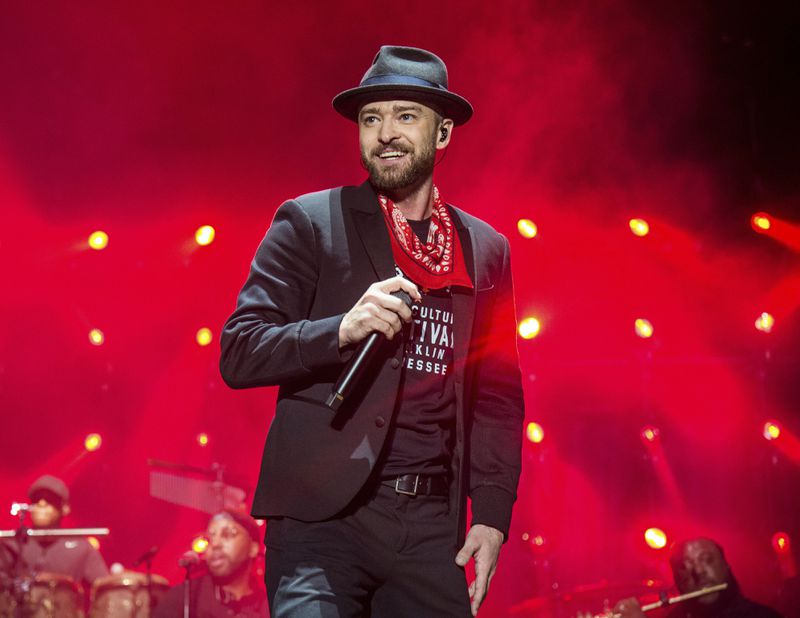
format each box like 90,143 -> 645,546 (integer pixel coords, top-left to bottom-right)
248,540 -> 259,559
437,118 -> 455,150
61,504 -> 71,518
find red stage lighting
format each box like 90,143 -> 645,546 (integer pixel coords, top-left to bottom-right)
629,218 -> 650,237
751,212 -> 772,232
763,421 -> 782,441
635,318 -> 654,339
644,527 -> 667,549
772,532 -> 791,554
640,425 -> 660,445
191,537 -> 208,554
196,327 -> 213,346
196,432 -> 209,447
88,536 -> 101,550
88,231 -> 109,250
195,225 -> 216,246
754,312 -> 775,333
88,328 -> 105,346
518,317 -> 541,340
526,422 -> 544,444
517,219 -> 538,239
84,433 -> 102,452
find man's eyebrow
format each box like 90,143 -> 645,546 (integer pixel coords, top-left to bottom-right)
359,104 -> 424,117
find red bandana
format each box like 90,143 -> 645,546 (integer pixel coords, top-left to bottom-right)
377,186 -> 473,290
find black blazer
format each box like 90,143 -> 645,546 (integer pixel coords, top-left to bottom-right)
220,182 -> 524,542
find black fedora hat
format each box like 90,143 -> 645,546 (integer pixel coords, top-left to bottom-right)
332,46 -> 473,126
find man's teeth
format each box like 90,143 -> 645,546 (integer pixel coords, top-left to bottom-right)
379,151 -> 405,159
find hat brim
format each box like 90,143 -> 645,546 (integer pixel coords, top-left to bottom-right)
332,84 -> 473,126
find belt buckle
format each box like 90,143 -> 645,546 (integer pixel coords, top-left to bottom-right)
395,474 -> 420,496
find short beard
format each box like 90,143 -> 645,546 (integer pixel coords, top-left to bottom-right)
361,135 -> 437,194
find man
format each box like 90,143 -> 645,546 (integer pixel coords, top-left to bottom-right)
220,45 -> 524,617
154,510 -> 267,618
612,537 -> 783,618
0,474 -> 109,586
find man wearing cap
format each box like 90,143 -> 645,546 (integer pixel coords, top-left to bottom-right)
221,45 -> 524,617
0,475 -> 109,585
154,510 -> 267,618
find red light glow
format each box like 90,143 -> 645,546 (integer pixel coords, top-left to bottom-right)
772,532 -> 791,554
84,433 -> 103,452
763,421 -> 781,441
751,213 -> 772,232
644,527 -> 667,549
526,422 -> 544,444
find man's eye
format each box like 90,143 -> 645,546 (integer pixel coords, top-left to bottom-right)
362,116 -> 379,125
400,113 -> 415,121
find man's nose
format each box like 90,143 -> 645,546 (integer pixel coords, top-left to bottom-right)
378,121 -> 399,143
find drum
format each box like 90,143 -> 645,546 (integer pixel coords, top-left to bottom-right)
89,571 -> 168,618
0,572 -> 84,618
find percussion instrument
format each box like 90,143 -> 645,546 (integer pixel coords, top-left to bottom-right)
89,571 -> 168,618
0,572 -> 84,618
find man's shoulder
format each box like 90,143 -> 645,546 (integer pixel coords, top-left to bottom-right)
448,204 -> 508,246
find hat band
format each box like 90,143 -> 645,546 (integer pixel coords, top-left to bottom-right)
361,74 -> 447,91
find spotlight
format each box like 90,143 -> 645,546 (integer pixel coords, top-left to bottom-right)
88,231 -> 109,251
191,537 -> 208,554
644,527 -> 667,549
519,317 -> 541,340
196,327 -> 213,346
751,212 -> 772,232
772,532 -> 791,554
196,432 -> 209,447
88,536 -> 101,550
763,421 -> 781,441
635,318 -> 654,339
629,218 -> 650,237
754,312 -> 775,333
88,329 -> 105,346
195,225 -> 216,246
84,433 -> 103,452
640,425 -> 660,445
526,422 -> 544,444
517,219 -> 538,239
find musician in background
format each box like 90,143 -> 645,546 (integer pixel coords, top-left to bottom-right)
613,537 -> 782,618
0,474 -> 109,586
153,510 -> 267,617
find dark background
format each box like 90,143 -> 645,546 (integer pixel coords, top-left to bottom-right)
1,1 -> 798,615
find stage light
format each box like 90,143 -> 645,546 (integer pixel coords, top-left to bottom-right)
763,421 -> 781,441
751,212 -> 772,232
526,422 -> 544,444
772,532 -> 791,554
88,536 -> 101,550
519,317 -> 541,340
635,318 -> 653,339
754,312 -> 775,333
88,328 -> 105,346
88,231 -> 109,250
196,327 -> 213,346
196,432 -> 209,447
191,537 -> 208,554
629,218 -> 650,237
84,433 -> 102,452
640,425 -> 660,444
195,225 -> 216,246
517,219 -> 538,239
644,527 -> 667,549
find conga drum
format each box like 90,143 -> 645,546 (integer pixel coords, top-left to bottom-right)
0,573 -> 84,618
89,571 -> 168,618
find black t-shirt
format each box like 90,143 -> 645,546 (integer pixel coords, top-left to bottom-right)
153,573 -> 268,618
380,217 -> 457,478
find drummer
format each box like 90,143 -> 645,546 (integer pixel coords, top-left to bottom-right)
154,509 -> 267,617
0,474 -> 109,585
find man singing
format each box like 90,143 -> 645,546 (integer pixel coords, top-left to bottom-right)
220,45 -> 525,617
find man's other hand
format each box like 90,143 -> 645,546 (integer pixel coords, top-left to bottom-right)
455,524 -> 504,616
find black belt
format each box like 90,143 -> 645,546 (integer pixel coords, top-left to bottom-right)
381,474 -> 450,497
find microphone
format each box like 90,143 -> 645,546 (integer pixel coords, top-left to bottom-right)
10,503 -> 30,517
133,545 -> 159,567
325,290 -> 413,411
178,550 -> 200,569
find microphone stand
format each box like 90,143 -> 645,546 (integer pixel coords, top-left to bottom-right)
182,559 -> 196,618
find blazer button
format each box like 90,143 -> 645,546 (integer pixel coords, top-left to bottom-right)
390,357 -> 401,369
375,416 -> 386,428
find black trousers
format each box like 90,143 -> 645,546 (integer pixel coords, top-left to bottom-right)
264,483 -> 471,617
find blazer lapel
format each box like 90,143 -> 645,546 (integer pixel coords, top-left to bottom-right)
346,182 -> 397,281
449,208 -> 476,383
